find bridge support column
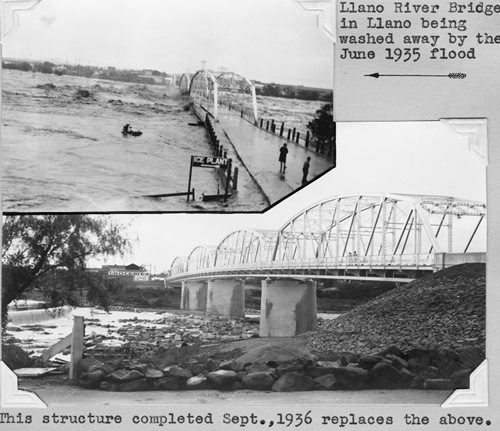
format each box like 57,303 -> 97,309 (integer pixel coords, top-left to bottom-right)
180,281 -> 208,311
259,278 -> 317,337
206,279 -> 245,318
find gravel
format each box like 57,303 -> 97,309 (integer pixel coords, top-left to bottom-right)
303,264 -> 486,355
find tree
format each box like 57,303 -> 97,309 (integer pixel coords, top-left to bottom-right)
307,103 -> 336,164
2,215 -> 130,329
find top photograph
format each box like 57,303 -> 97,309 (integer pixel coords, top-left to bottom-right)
1,0 -> 335,213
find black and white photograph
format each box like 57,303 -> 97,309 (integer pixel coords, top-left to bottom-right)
1,0 -> 499,429
1,0 -> 334,213
1,121 -> 487,408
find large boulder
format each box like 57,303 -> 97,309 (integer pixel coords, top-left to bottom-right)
333,367 -> 369,390
358,355 -> 384,371
272,372 -> 315,392
145,369 -> 164,380
370,362 -> 409,389
206,370 -> 239,389
79,370 -> 105,389
107,369 -> 144,383
245,362 -> 273,374
163,365 -> 192,379
186,375 -> 209,390
235,345 -> 317,367
306,365 -> 337,379
313,374 -> 337,390
78,358 -> 103,374
242,372 -> 275,391
276,363 -> 304,376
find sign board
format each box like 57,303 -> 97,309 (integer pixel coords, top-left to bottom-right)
192,155 -> 229,168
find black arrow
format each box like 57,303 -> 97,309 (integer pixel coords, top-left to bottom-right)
365,72 -> 466,79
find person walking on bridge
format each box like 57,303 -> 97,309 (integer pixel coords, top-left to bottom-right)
279,143 -> 288,174
302,156 -> 311,185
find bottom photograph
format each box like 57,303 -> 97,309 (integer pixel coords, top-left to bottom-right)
0,122 -> 487,408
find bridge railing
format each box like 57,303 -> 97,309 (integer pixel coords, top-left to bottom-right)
166,253 -> 435,282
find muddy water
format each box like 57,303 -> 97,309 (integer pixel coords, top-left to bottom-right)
1,70 -> 268,212
2,70 -> 324,212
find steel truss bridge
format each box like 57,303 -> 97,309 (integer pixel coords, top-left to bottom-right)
166,194 -> 486,284
179,70 -> 258,123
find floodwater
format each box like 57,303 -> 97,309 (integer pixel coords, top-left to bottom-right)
2,70 -> 326,213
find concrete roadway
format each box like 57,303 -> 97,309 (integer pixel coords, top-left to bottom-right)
217,112 -> 334,204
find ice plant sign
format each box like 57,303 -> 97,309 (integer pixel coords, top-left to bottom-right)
187,155 -> 231,202
192,155 -> 229,168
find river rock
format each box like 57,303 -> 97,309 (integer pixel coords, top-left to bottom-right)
242,372 -> 275,391
107,369 -> 144,383
306,365 -> 337,378
272,372 -> 315,392
313,374 -> 337,390
245,362 -> 273,374
78,358 -> 103,374
235,345 -> 317,366
340,353 -> 359,366
186,375 -> 209,390
79,370 -> 105,389
333,367 -> 369,390
385,354 -> 408,370
369,362 -> 409,389
154,376 -> 186,390
205,359 -> 219,372
186,361 -> 206,376
418,366 -> 440,380
163,365 -> 192,379
276,363 -> 304,376
358,355 -> 384,371
207,370 -> 239,389
145,369 -> 164,379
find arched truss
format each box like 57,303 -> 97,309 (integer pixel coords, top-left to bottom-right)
170,256 -> 188,276
179,73 -> 191,94
189,69 -> 219,120
186,245 -> 216,272
273,194 -> 486,266
214,71 -> 258,123
214,230 -> 277,267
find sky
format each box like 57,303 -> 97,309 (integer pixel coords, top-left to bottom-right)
4,0 -> 333,88
93,121 -> 487,273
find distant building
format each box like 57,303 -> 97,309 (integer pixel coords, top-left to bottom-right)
99,263 -> 150,280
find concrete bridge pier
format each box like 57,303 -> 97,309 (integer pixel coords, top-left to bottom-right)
259,278 -> 317,337
180,280 -> 208,311
206,278 -> 245,318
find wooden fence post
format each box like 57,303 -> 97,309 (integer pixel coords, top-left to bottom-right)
69,316 -> 85,382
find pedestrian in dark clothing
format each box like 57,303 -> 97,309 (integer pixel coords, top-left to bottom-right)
302,157 -> 311,185
279,143 -> 288,173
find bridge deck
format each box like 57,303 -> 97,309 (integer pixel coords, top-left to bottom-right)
217,112 -> 333,204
